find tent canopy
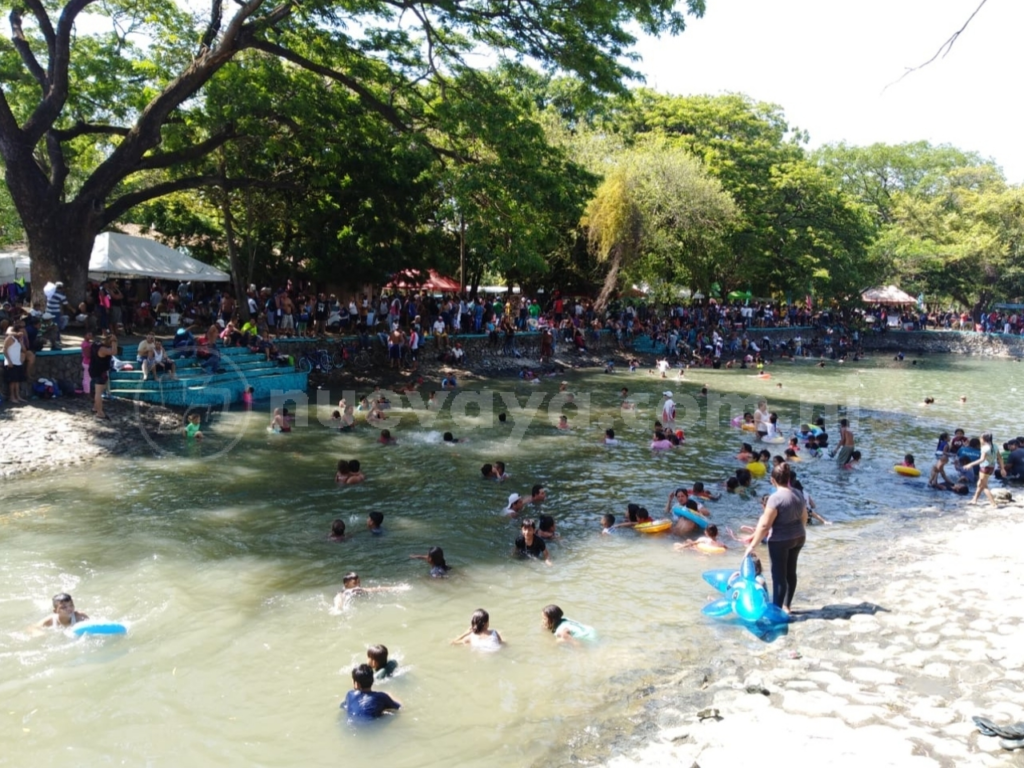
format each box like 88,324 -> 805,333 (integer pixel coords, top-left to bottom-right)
0,251 -> 32,283
861,285 -> 916,305
385,268 -> 461,292
0,233 -> 230,283
89,233 -> 229,281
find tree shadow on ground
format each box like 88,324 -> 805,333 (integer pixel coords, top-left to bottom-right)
787,601 -> 889,622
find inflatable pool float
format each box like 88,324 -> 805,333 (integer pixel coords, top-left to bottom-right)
70,621 -> 128,637
894,466 -> 921,477
671,505 -> 709,529
701,556 -> 789,641
761,435 -> 786,444
746,461 -> 767,478
696,542 -> 727,554
634,520 -> 671,534
741,423 -> 757,432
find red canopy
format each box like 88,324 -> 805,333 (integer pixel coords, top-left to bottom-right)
385,268 -> 461,292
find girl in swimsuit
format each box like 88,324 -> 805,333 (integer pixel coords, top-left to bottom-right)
452,609 -> 503,651
541,604 -> 595,644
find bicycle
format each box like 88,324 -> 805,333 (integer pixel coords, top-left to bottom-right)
297,346 -> 335,374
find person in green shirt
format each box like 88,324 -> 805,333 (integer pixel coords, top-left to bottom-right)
184,413 -> 203,440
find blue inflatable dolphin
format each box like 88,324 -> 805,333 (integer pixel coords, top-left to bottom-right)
702,555 -> 789,641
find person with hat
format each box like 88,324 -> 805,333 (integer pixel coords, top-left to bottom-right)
661,391 -> 676,424
503,493 -> 527,517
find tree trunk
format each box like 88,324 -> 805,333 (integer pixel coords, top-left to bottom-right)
593,247 -> 623,313
219,183 -> 249,320
23,201 -> 100,309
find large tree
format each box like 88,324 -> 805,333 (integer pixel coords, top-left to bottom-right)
0,0 -> 705,303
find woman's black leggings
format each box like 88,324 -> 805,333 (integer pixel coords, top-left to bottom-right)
768,535 -> 806,608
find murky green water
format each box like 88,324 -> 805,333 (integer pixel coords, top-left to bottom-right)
1,355 -> 1018,767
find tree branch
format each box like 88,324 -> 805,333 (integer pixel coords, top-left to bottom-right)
248,38 -> 459,161
22,0 -> 100,143
200,0 -> 224,51
50,121 -> 132,141
23,0 -> 56,50
76,0 -> 271,206
101,173 -> 287,226
884,0 -> 989,92
9,8 -> 49,93
133,125 -> 237,171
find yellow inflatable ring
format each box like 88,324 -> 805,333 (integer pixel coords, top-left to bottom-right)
696,542 -> 726,554
894,465 -> 921,477
741,423 -> 757,432
635,520 -> 672,534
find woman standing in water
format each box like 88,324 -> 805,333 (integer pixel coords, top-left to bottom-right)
964,432 -> 1006,507
743,463 -> 807,613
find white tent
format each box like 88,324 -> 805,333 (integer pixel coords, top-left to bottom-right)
0,233 -> 230,283
88,233 -> 229,282
860,285 -> 916,305
0,250 -> 32,283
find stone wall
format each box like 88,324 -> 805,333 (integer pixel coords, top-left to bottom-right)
7,326 -> 1023,395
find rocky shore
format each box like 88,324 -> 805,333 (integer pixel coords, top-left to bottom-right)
597,499 -> 1024,768
0,395 -> 183,480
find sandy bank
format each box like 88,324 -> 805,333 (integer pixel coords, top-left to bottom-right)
598,499 -> 1024,768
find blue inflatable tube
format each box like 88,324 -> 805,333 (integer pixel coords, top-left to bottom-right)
71,621 -> 128,637
672,504 -> 708,529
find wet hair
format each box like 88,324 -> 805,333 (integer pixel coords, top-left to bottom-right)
815,417 -> 825,427
380,429 -> 392,440
741,443 -> 753,453
939,432 -> 949,441
470,609 -> 490,633
784,448 -> 798,459
851,450 -> 862,461
969,437 -> 981,449
705,524 -> 719,538
427,546 -> 449,570
52,593 -> 73,608
735,468 -> 752,486
790,479 -> 804,492
443,432 -> 455,442
542,604 -> 564,632
498,412 -> 507,423
481,463 -> 493,478
521,518 -> 536,530
904,453 -> 915,465
532,484 -> 545,497
605,428 -> 615,439
769,412 -> 778,424
368,511 -> 384,527
636,507 -> 652,522
626,503 -> 641,522
332,410 -> 341,419
349,459 -> 361,472
692,482 -> 705,493
601,513 -> 615,528
771,463 -> 792,486
352,663 -> 375,689
331,519 -> 346,537
495,462 -> 506,474
538,515 -> 555,532
840,418 -> 849,427
726,477 -> 740,492
337,459 -> 350,473
758,450 -> 771,461
367,644 -> 389,667
343,572 -> 359,587
654,430 -> 666,441
685,499 -> 700,512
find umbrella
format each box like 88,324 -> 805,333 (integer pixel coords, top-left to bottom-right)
860,285 -> 916,305
386,269 -> 461,292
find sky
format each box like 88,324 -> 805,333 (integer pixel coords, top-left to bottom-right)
631,0 -> 1023,182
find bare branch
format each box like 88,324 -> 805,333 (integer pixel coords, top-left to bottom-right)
10,8 -> 49,92
133,125 -> 237,171
200,0 -> 224,51
22,0 -> 100,143
50,121 -> 132,141
884,0 -> 989,92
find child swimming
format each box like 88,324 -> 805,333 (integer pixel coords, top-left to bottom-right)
451,609 -> 503,651
541,604 -> 595,644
